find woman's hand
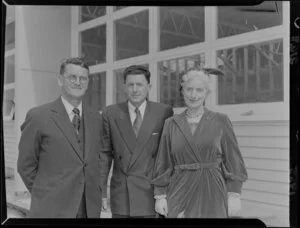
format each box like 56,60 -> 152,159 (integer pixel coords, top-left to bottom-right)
102,198 -> 108,211
155,198 -> 168,217
228,193 -> 241,217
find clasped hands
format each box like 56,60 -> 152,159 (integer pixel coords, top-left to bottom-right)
154,192 -> 241,217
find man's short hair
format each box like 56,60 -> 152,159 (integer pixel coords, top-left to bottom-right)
123,65 -> 150,84
60,57 -> 89,75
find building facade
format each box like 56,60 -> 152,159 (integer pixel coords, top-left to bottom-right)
3,3 -> 289,223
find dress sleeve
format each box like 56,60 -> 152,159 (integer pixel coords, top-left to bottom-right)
151,118 -> 174,196
220,114 -> 248,193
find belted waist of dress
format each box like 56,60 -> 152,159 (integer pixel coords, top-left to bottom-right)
174,162 -> 220,170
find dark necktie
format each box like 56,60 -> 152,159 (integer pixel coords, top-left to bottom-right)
133,107 -> 142,137
72,108 -> 80,135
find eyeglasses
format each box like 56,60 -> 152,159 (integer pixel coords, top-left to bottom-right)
64,75 -> 89,84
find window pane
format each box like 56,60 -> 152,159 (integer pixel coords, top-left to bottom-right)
84,72 -> 106,111
216,39 -> 283,105
115,10 -> 149,60
79,6 -> 106,23
114,64 -> 149,103
3,89 -> 15,120
160,7 -> 205,51
5,22 -> 15,51
158,53 -> 205,107
113,6 -> 127,11
218,1 -> 282,38
5,55 -> 14,84
80,25 -> 106,66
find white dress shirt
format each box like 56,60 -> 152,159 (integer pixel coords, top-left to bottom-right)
128,100 -> 147,125
61,96 -> 82,122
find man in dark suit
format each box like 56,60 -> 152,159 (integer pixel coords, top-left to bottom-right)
100,65 -> 173,218
17,57 -> 103,218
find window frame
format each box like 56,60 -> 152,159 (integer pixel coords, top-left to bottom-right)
207,4 -> 289,122
3,7 -> 16,122
71,3 -> 289,122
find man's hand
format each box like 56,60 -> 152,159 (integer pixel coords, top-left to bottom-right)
155,198 -> 168,217
102,198 -> 108,211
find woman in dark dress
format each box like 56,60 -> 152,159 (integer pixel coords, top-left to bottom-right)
152,69 -> 248,218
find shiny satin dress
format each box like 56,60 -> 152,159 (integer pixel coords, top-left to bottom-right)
152,108 -> 248,218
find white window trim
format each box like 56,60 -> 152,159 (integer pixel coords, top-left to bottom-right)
206,3 -> 289,122
5,49 -> 15,57
4,83 -> 15,91
72,4 -> 290,122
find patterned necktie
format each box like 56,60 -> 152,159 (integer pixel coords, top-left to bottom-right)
72,108 -> 80,135
133,107 -> 142,137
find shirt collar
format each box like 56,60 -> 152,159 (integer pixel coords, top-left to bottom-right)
128,100 -> 147,118
61,96 -> 82,117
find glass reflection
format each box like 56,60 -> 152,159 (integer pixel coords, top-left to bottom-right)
85,72 -> 106,111
113,6 -> 127,11
5,22 -> 15,51
115,10 -> 149,60
5,55 -> 15,85
160,7 -> 205,51
217,39 -> 283,104
79,6 -> 106,23
218,1 -> 282,38
80,25 -> 106,66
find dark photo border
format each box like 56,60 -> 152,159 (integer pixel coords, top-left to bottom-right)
1,0 -> 298,227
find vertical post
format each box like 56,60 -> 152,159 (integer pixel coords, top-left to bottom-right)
268,42 -> 274,98
232,48 -> 237,103
244,46 -> 249,102
106,6 -> 114,105
256,45 -> 261,101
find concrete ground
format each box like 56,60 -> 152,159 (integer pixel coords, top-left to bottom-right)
5,178 -> 289,226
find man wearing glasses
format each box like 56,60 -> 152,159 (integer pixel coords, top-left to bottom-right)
17,57 -> 103,218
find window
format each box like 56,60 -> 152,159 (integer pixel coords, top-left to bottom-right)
3,90 -> 15,121
159,7 -> 204,51
216,39 -> 283,105
3,8 -> 15,122
73,5 -> 288,121
113,6 -> 127,11
158,53 -> 205,107
218,1 -> 282,38
84,72 -> 106,111
4,55 -> 15,85
115,10 -> 149,60
5,22 -> 15,51
79,24 -> 106,66
79,6 -> 106,23
114,64 -> 149,103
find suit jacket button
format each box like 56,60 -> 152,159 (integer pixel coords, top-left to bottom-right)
119,156 -> 122,160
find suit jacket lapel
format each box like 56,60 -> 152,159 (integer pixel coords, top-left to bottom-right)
173,111 -> 199,160
116,102 -> 136,154
128,102 -> 156,169
50,98 -> 84,162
